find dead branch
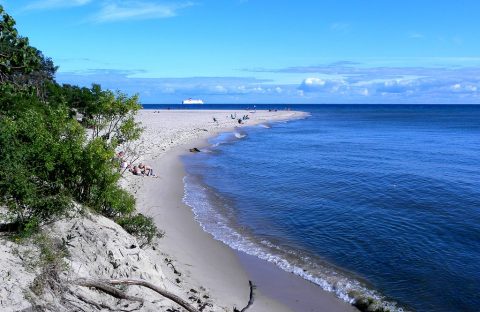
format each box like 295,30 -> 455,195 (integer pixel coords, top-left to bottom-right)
234,281 -> 255,312
75,278 -> 144,303
104,279 -> 200,312
75,278 -> 200,312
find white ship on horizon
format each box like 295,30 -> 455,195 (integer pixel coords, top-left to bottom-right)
182,98 -> 204,104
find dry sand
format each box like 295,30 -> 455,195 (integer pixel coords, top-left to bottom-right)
124,109 -> 358,312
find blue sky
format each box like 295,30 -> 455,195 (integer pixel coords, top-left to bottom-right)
2,0 -> 480,104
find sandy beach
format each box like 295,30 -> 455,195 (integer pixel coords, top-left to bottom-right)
124,109 -> 358,312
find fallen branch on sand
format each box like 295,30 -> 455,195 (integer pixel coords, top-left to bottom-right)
234,280 -> 255,312
75,279 -> 144,303
75,277 -> 255,312
75,278 -> 200,312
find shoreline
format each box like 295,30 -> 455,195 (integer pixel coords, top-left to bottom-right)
128,109 -> 357,311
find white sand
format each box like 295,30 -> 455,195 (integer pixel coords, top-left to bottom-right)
124,109 -> 357,312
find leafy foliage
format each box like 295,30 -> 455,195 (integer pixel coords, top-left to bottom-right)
0,6 -> 147,236
0,102 -> 77,225
116,214 -> 160,246
0,6 -> 56,98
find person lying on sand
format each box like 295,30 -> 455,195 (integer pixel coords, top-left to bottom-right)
138,163 -> 155,176
129,165 -> 143,176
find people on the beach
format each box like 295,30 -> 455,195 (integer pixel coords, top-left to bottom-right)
116,151 -> 129,170
138,163 -> 155,176
126,162 -> 156,177
120,160 -> 129,169
117,150 -> 156,177
129,165 -> 143,176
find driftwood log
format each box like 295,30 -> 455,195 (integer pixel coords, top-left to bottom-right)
75,278 -> 199,312
76,278 -> 255,312
75,279 -> 144,303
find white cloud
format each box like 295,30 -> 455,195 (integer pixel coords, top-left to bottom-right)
304,77 -> 326,87
299,77 -> 346,93
295,70 -> 480,102
93,1 -> 194,23
55,67 -> 480,104
25,0 -> 92,10
451,83 -> 478,93
22,0 -> 194,23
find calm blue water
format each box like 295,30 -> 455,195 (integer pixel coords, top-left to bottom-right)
175,105 -> 480,312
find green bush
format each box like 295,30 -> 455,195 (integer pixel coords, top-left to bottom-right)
0,104 -> 80,227
117,214 -> 160,246
0,6 -> 143,235
97,186 -> 136,218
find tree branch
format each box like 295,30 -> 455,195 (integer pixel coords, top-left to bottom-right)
104,279 -> 200,312
74,278 -> 144,303
74,278 -> 200,312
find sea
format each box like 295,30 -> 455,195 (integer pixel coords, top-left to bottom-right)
145,104 -> 480,312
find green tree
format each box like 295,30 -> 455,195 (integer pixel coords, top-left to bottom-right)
0,5 -> 56,98
0,6 -> 151,237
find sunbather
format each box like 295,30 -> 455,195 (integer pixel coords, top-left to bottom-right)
138,163 -> 155,176
129,165 -> 143,176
